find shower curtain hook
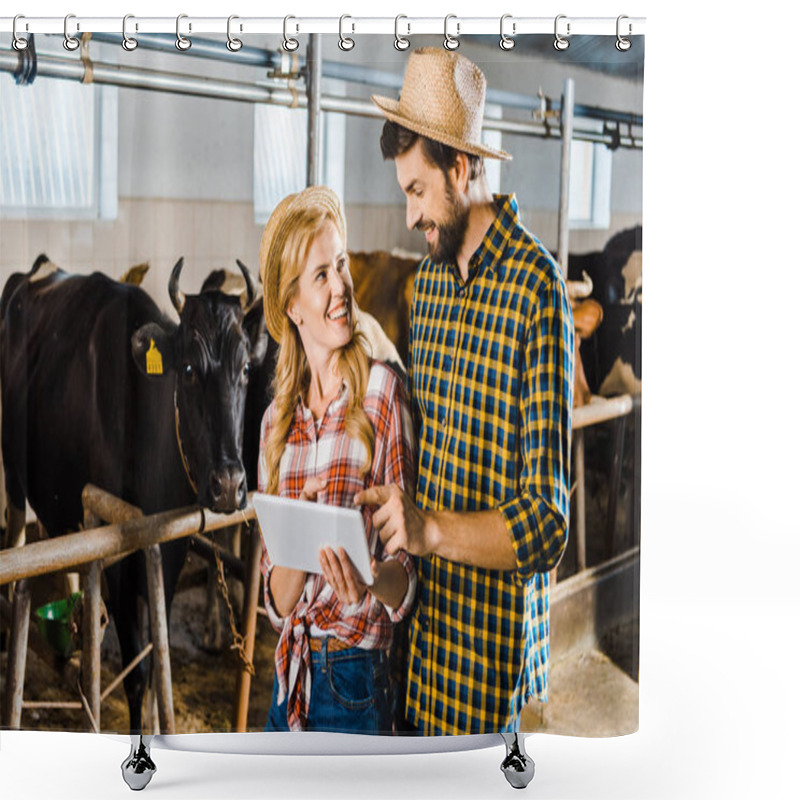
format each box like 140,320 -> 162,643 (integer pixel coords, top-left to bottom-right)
12,15 -> 29,51
283,15 -> 299,52
554,14 -> 570,51
394,15 -> 410,51
121,14 -> 138,51
227,15 -> 243,52
499,14 -> 515,50
63,14 -> 80,51
616,15 -> 632,51
443,14 -> 460,50
339,15 -> 355,51
175,14 -> 192,51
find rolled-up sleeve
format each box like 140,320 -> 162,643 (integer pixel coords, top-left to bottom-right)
498,273 -> 574,583
257,404 -> 288,633
377,374 -> 418,621
259,546 -> 287,633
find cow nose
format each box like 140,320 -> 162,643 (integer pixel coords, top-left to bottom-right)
209,465 -> 247,511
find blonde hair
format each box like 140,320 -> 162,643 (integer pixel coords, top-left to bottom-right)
262,204 -> 374,495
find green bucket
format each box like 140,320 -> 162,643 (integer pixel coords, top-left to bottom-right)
35,592 -> 82,658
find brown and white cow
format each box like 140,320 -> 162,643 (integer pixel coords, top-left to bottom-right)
564,226 -> 642,399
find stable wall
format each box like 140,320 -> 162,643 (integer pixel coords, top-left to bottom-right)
1,34 -> 643,315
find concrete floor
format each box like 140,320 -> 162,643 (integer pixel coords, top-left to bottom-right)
521,647 -> 639,737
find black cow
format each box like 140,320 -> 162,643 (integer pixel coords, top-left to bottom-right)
199,268 -> 277,492
0,254 -> 267,732
565,225 -> 642,397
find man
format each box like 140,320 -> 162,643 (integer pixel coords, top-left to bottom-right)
354,47 -> 574,736
355,48 -> 573,734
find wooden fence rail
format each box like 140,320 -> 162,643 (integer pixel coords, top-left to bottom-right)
0,495 -> 257,588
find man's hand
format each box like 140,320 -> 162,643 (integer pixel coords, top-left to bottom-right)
354,484 -> 437,557
299,476 -> 327,502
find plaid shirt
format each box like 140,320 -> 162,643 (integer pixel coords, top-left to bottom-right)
258,360 -> 417,731
406,194 -> 574,734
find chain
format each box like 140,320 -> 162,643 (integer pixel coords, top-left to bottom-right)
212,527 -> 255,676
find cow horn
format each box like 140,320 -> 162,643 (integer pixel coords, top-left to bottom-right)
567,270 -> 593,301
169,258 -> 186,315
235,259 -> 257,311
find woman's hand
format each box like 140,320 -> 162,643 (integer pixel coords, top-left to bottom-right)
319,547 -> 373,605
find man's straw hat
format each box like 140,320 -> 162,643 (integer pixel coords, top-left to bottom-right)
371,47 -> 511,161
259,185 -> 346,343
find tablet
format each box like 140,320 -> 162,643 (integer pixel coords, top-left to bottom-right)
253,492 -> 374,586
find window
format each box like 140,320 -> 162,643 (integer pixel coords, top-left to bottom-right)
0,74 -> 118,220
568,121 -> 612,229
254,81 -> 346,223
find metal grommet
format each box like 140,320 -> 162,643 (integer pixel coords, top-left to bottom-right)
121,14 -> 138,51
394,15 -> 410,51
443,14 -> 460,51
12,15 -> 29,51
554,14 -> 570,51
227,15 -> 243,52
175,14 -> 191,51
63,14 -> 80,51
616,15 -> 632,51
499,14 -> 515,51
339,15 -> 355,51
283,15 -> 299,52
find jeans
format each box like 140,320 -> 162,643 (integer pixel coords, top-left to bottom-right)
265,639 -> 393,734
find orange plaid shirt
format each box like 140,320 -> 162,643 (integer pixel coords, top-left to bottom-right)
258,360 -> 417,731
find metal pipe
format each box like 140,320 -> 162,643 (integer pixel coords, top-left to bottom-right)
90,32 -> 285,69
574,430 -> 586,573
84,32 -> 643,127
0,51 -> 642,149
572,394 -> 634,429
306,33 -> 323,186
0,50 -> 295,104
557,77 -> 575,280
551,546 -> 639,603
606,415 -> 628,558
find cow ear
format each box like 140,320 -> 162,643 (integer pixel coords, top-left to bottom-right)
131,322 -> 176,378
243,305 -> 271,365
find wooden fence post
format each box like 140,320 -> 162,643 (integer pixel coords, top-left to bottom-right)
2,578 -> 31,728
234,523 -> 261,731
145,544 -> 175,734
82,559 -> 103,731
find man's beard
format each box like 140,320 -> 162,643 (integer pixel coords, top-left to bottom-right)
425,179 -> 469,264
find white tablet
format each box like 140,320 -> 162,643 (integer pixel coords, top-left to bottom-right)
253,492 -> 374,586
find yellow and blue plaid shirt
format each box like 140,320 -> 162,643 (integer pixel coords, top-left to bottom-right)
406,193 -> 573,734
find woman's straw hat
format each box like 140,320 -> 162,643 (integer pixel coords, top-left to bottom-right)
259,185 -> 346,343
371,47 -> 511,161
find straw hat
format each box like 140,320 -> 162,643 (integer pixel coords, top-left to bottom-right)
259,185 -> 347,343
371,47 -> 511,161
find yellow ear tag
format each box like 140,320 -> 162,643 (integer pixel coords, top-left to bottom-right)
146,338 -> 163,375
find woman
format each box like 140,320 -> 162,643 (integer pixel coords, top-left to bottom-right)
257,186 -> 416,734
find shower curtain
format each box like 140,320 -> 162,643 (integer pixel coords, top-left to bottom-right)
0,22 -> 643,743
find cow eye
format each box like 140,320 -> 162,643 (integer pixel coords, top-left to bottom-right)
241,363 -> 251,383
183,363 -> 195,381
